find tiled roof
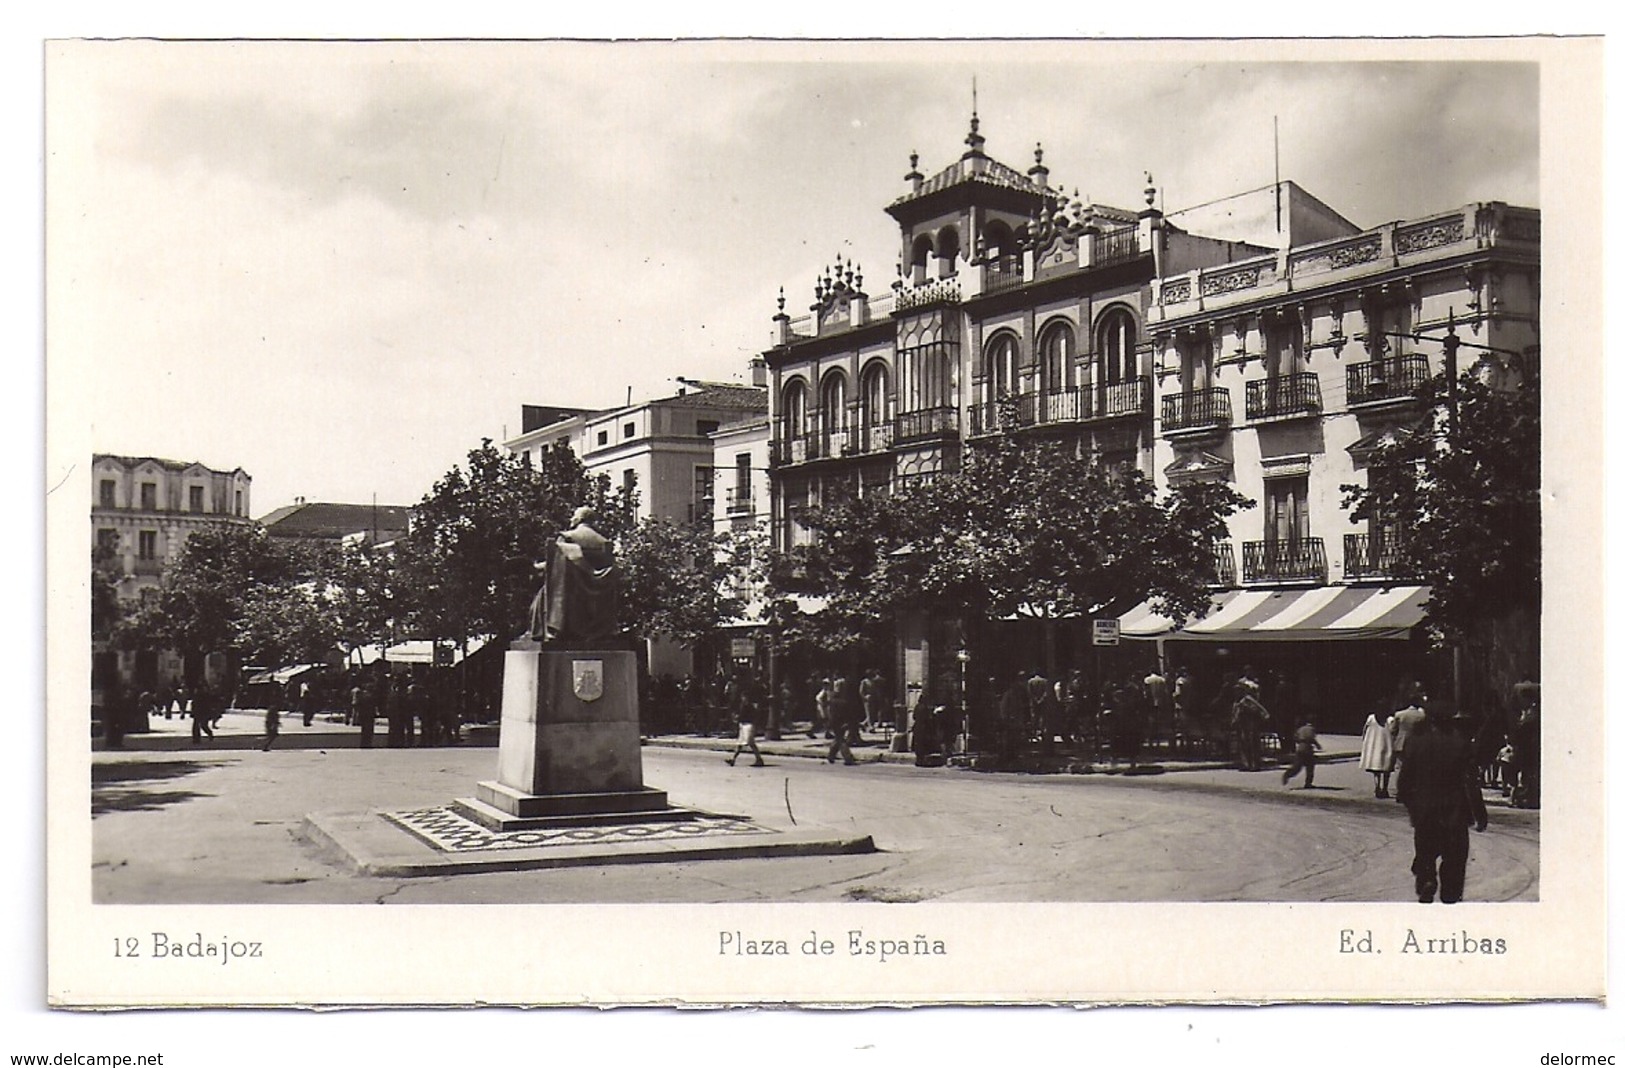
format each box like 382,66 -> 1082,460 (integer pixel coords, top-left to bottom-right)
260,501 -> 413,539
94,453 -> 247,476
661,384 -> 769,412
890,155 -> 1049,207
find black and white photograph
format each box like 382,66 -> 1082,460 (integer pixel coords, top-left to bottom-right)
41,35 -> 1605,1017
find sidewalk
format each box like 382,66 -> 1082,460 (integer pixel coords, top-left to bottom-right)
642,729 -> 1536,819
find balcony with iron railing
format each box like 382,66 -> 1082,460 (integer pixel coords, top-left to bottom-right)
892,406 -> 959,445
981,256 -> 1026,295
725,488 -> 755,515
1242,538 -> 1328,584
853,421 -> 893,454
1245,372 -> 1322,423
1212,541 -> 1237,587
1093,224 -> 1141,267
1343,532 -> 1417,582
970,378 -> 1152,437
1346,354 -> 1432,409
1161,387 -> 1232,437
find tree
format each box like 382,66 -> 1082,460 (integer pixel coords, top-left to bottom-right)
234,578 -> 345,667
1342,364 -> 1540,696
618,517 -> 750,645
91,543 -> 125,643
392,439 -> 635,647
775,436 -> 1251,665
124,524 -> 290,664
329,541 -> 398,661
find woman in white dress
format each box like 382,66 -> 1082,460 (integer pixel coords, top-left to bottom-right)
1359,706 -> 1396,798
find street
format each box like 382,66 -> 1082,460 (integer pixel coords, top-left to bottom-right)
91,715 -> 1538,905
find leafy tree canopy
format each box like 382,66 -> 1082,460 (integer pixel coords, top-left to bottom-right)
773,437 -> 1251,652
1343,366 -> 1539,666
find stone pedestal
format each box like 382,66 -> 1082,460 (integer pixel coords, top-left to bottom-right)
455,647 -> 688,831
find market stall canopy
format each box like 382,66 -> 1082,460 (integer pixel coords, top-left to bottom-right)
351,637 -> 490,665
1120,585 -> 1429,643
245,664 -> 325,686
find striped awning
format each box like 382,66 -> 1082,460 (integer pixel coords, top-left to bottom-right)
1120,585 -> 1429,643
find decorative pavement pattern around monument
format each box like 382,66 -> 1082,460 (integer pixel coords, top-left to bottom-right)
385,806 -> 775,854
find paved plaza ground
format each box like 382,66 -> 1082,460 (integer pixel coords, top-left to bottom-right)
89,709 -> 1538,905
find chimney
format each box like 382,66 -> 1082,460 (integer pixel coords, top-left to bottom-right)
749,357 -> 768,388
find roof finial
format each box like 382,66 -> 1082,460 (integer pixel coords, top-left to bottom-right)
777,286 -> 785,314
1144,172 -> 1157,208
963,76 -> 986,159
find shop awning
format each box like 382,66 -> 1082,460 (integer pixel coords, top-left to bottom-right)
351,637 -> 490,665
1120,585 -> 1429,643
246,663 -> 326,685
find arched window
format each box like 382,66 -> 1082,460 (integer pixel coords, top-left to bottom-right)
935,226 -> 960,279
984,219 -> 1015,259
1038,320 -> 1076,394
1095,307 -> 1138,386
984,332 -> 1021,403
910,234 -> 934,286
859,362 -> 891,450
781,379 -> 808,440
820,371 -> 849,454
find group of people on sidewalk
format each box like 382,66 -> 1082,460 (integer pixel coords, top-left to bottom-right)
722,667 -> 892,769
1357,678 -> 1539,904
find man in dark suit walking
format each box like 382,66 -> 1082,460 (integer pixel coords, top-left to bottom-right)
1397,710 -> 1489,904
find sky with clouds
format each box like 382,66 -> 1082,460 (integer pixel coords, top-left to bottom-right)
49,40 -> 1540,515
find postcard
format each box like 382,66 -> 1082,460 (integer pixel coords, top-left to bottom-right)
45,35 -> 1603,1008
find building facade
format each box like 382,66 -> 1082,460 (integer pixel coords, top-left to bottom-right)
759,114 -> 1540,730
91,453 -> 254,692
1127,199 -> 1540,728
503,381 -> 769,676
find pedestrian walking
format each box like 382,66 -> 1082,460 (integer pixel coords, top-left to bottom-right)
1509,681 -> 1540,809
1231,678 -> 1269,771
826,673 -> 859,766
353,680 -> 376,749
726,673 -> 766,767
1360,706 -> 1396,798
1388,694 -> 1428,787
189,682 -> 215,744
813,676 -> 832,739
299,679 -> 316,727
1280,717 -> 1323,787
264,680 -> 289,752
1397,711 -> 1488,904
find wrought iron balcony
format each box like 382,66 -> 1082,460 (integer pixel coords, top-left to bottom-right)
1343,532 -> 1416,581
1347,354 -> 1431,408
1161,387 -> 1232,435
853,421 -> 893,454
1092,224 -> 1141,266
981,256 -> 1025,295
1212,540 -> 1237,587
724,489 -> 753,515
893,406 -> 959,445
1242,538 -> 1327,584
1246,372 -> 1322,422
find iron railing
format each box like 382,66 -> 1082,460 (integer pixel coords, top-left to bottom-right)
1245,372 -> 1322,421
982,256 -> 1025,295
1343,532 -> 1416,581
1347,354 -> 1431,407
1093,224 -> 1141,266
1161,387 -> 1232,434
1242,538 -> 1327,583
1212,541 -> 1237,587
893,406 -> 959,444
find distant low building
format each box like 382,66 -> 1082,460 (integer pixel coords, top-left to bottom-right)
503,379 -> 769,676
91,453 -> 254,695
259,498 -> 412,547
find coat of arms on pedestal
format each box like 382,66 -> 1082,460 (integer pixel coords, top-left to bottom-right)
572,660 -> 604,702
